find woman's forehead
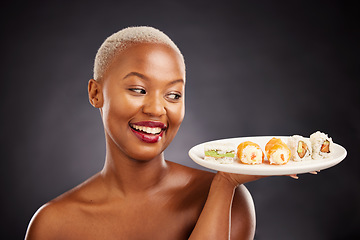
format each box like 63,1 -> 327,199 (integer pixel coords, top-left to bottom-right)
118,42 -> 183,62
109,43 -> 185,78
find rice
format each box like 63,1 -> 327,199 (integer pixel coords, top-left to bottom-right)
310,131 -> 334,160
288,135 -> 312,161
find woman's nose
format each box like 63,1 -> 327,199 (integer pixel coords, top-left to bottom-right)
142,93 -> 166,116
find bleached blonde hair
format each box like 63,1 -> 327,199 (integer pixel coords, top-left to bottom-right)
93,26 -> 184,81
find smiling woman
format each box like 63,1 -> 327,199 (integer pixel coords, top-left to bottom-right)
25,26 -> 260,240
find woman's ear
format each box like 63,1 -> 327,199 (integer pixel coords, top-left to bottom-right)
88,79 -> 103,108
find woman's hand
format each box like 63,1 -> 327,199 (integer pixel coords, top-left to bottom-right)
215,171 -> 266,188
217,169 -> 321,184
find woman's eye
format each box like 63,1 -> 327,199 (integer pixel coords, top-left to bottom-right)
129,88 -> 146,94
167,93 -> 182,100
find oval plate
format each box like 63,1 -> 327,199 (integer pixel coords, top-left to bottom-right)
188,136 -> 347,175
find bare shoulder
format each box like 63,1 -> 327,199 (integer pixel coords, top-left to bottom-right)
231,184 -> 256,239
165,161 -> 216,209
25,200 -> 66,240
25,173 -> 103,240
166,160 -> 215,188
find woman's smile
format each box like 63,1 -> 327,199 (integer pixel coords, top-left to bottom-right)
129,121 -> 167,143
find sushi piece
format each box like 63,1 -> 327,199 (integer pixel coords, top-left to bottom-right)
310,131 -> 334,160
237,141 -> 264,164
204,142 -> 235,164
288,135 -> 312,161
265,137 -> 291,165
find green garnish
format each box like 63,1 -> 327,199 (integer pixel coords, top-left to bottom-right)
205,150 -> 235,158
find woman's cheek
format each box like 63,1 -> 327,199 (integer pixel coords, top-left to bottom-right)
114,96 -> 143,118
167,102 -> 185,127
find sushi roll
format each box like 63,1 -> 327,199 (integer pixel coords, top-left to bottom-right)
310,131 -> 334,160
265,137 -> 291,165
204,142 -> 235,164
237,141 -> 264,164
288,135 -> 312,161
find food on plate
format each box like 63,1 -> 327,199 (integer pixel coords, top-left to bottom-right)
204,142 -> 235,164
288,135 -> 312,161
190,134 -> 345,175
237,141 -> 264,164
310,131 -> 334,160
201,131 -> 335,166
265,137 -> 291,165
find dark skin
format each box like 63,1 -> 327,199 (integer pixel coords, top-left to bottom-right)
25,43 -> 262,240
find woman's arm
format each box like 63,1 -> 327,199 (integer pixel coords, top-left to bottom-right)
189,172 -> 263,240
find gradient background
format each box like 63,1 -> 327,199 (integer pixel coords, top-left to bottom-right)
2,0 -> 359,239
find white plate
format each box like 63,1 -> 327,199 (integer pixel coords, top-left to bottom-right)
188,136 -> 347,175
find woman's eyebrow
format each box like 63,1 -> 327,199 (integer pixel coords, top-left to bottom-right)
168,79 -> 185,86
123,72 -> 148,80
123,72 -> 184,85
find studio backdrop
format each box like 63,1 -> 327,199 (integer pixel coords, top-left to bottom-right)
1,0 -> 359,239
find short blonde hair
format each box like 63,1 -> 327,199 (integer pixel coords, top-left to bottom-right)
93,26 -> 184,81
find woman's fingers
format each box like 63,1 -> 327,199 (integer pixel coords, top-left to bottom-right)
289,174 -> 299,179
289,170 -> 321,179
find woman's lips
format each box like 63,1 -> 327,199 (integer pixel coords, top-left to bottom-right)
131,121 -> 167,128
129,121 -> 166,143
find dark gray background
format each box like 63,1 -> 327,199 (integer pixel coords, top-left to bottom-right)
1,0 -> 359,239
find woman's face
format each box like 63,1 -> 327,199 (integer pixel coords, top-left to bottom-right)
98,43 -> 185,161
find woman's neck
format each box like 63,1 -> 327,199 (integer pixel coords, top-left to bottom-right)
100,141 -> 169,196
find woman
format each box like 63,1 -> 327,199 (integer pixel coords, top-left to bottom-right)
25,26 -> 263,240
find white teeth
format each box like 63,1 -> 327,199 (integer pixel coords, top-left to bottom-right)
132,125 -> 162,134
